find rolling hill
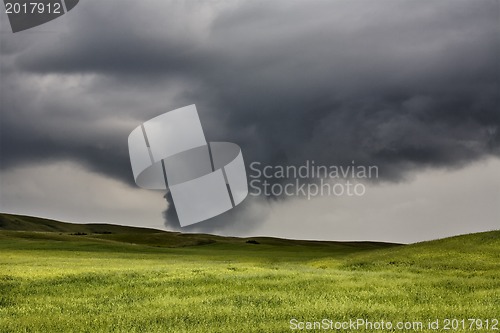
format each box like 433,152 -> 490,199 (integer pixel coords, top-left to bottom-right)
0,213 -> 400,251
0,212 -> 498,333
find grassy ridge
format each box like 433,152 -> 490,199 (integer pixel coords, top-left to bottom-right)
0,213 -> 397,250
0,214 -> 498,332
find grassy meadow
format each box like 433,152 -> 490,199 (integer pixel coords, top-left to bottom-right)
0,213 -> 499,332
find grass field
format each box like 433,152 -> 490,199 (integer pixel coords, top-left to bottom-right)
0,213 -> 499,332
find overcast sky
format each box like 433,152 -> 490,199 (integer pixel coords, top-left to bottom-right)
0,0 -> 498,243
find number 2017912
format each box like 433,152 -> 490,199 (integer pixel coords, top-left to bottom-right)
5,2 -> 62,14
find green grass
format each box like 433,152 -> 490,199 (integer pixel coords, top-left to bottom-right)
0,213 -> 498,332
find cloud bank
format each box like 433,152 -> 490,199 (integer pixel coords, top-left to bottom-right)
1,0 -> 498,233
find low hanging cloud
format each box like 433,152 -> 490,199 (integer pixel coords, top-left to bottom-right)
0,0 -> 498,232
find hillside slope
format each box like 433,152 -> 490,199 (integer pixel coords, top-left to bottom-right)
0,213 -> 399,252
335,229 -> 500,273
0,213 -> 498,333
0,213 -> 160,234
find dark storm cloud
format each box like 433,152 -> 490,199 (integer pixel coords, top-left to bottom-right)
1,0 -> 499,231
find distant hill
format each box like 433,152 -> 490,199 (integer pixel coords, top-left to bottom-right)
2,213 -> 497,262
0,213 -> 160,234
0,213 -> 400,250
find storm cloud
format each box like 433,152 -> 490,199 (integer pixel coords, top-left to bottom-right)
0,0 -> 498,232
